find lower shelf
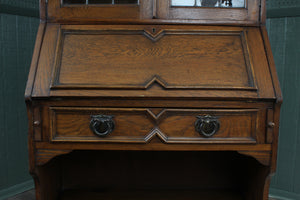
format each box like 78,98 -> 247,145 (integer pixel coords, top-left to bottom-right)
60,189 -> 243,200
37,150 -> 269,200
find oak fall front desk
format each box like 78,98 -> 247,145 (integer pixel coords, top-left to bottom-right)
25,0 -> 282,199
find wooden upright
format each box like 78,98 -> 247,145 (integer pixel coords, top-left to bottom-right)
25,0 -> 282,199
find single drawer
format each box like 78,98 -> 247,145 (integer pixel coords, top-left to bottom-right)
50,107 -> 260,144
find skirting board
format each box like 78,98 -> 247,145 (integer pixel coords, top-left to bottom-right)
0,183 -> 299,200
0,180 -> 34,200
270,188 -> 300,200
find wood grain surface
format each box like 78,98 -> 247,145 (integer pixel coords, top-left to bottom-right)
56,29 -> 253,89
29,24 -> 276,99
49,107 -> 261,144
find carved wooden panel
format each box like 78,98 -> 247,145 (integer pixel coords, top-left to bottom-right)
50,107 -> 155,142
51,26 -> 256,93
50,107 -> 259,144
158,109 -> 258,143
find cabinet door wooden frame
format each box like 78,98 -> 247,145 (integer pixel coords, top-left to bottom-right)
46,0 -> 153,22
157,0 -> 261,25
45,0 -> 262,25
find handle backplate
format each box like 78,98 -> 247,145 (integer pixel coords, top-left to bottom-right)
195,115 -> 220,137
90,115 -> 115,137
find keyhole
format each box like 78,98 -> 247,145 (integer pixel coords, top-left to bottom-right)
152,28 -> 156,33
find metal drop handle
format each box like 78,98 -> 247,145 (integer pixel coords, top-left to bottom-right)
195,115 -> 220,137
90,115 -> 115,137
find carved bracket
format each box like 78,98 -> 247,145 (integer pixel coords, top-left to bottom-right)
36,149 -> 72,166
238,151 -> 271,166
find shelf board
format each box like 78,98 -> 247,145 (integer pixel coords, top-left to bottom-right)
60,189 -> 243,200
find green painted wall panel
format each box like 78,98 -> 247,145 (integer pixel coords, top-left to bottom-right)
266,0 -> 300,18
267,0 -> 300,9
267,16 -> 300,198
0,13 -> 39,192
288,18 -> 300,195
0,0 -> 39,18
0,0 -> 39,10
0,13 -> 8,189
266,17 -> 287,188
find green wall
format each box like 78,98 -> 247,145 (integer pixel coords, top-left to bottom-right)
267,15 -> 300,200
0,0 -> 39,198
0,0 -> 299,199
266,1 -> 300,199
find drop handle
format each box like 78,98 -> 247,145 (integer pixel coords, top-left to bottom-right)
90,115 -> 115,137
195,115 -> 220,137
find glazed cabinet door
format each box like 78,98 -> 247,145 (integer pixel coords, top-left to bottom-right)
47,0 -> 154,22
155,0 -> 261,25
46,0 -> 261,24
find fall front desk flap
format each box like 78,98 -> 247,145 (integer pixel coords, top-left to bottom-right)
29,24 -> 275,100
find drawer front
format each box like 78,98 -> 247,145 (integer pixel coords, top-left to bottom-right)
50,107 -> 259,144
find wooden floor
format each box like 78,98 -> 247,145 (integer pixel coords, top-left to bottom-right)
5,189 -> 278,200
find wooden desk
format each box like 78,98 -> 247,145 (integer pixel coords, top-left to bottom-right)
25,1 -> 282,199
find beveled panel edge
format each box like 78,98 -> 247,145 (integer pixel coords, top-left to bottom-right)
50,24 -> 63,91
50,27 -> 258,92
155,108 -> 260,118
51,136 -> 151,143
260,26 -> 282,103
50,107 -> 260,119
32,24 -> 61,97
244,27 -> 276,99
240,30 -> 258,89
50,132 -> 257,144
147,128 -> 257,144
25,23 -> 46,101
